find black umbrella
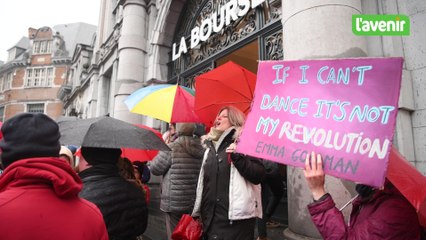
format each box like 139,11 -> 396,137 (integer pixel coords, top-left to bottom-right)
58,116 -> 170,151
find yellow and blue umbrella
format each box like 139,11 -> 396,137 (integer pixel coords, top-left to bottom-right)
124,84 -> 200,123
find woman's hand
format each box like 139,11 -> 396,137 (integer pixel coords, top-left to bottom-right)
200,134 -> 209,143
304,151 -> 326,201
226,143 -> 236,153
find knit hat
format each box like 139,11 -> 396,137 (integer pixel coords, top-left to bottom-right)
193,123 -> 206,137
81,147 -> 122,165
176,123 -> 195,136
0,113 -> 61,168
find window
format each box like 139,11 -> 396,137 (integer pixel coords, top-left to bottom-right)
46,68 -> 54,86
46,41 -> 52,53
5,72 -> 12,90
32,40 -> 52,54
33,42 -> 40,54
7,48 -> 17,62
40,41 -> 47,53
0,76 -> 4,91
0,106 -> 4,122
27,103 -> 45,113
25,67 -> 55,87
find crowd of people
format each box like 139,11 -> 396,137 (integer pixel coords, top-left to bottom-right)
0,110 -> 423,240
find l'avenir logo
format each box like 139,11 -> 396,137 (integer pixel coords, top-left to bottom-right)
352,15 -> 410,36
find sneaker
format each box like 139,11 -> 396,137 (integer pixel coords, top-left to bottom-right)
266,220 -> 282,228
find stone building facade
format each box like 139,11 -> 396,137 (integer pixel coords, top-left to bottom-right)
61,0 -> 425,239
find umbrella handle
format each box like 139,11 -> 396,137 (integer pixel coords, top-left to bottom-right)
339,194 -> 359,212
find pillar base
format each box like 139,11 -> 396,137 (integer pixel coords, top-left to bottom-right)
283,228 -> 322,240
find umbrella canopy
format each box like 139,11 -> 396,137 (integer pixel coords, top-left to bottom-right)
194,61 -> 256,126
387,146 -> 426,227
58,116 -> 170,151
124,84 -> 200,123
120,124 -> 163,162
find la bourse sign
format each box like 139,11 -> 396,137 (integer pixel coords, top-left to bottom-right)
172,0 -> 266,61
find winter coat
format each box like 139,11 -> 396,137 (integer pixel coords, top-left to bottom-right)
149,129 -> 205,213
0,158 -> 108,240
308,181 -> 421,240
261,160 -> 285,219
192,127 -> 265,237
79,163 -> 148,240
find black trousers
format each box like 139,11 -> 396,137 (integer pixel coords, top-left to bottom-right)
257,173 -> 284,237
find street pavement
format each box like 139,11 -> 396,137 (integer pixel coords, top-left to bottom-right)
256,220 -> 288,240
142,220 -> 288,240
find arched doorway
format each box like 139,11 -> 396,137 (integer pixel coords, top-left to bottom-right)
169,0 -> 288,230
144,1 -> 287,239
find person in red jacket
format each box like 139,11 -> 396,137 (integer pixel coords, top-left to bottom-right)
304,151 -> 422,240
0,113 -> 108,240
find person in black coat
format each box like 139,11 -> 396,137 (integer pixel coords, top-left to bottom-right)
256,161 -> 285,240
79,147 -> 148,240
192,106 -> 266,240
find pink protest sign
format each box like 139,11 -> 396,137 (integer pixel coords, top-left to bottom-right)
236,57 -> 403,187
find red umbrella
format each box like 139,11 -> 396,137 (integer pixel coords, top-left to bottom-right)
387,146 -> 426,227
194,61 -> 256,126
120,124 -> 163,162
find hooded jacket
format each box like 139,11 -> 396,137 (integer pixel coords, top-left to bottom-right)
79,163 -> 148,240
308,181 -> 421,240
0,157 -> 108,240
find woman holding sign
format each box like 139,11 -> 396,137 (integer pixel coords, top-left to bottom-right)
304,152 -> 421,240
192,106 -> 266,240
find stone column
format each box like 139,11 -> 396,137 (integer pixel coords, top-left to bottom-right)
88,74 -> 99,118
364,0 -> 416,163
113,0 -> 147,123
281,1 -> 367,239
96,74 -> 110,116
146,0 -> 174,84
109,60 -> 119,116
397,0 -> 426,174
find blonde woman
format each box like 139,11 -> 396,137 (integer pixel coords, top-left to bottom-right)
192,106 -> 266,240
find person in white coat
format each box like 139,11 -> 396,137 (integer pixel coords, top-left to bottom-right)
192,106 -> 266,240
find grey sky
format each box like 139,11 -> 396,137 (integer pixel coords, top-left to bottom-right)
0,0 -> 100,61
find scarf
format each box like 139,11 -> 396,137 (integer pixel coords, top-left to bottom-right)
207,127 -> 225,146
